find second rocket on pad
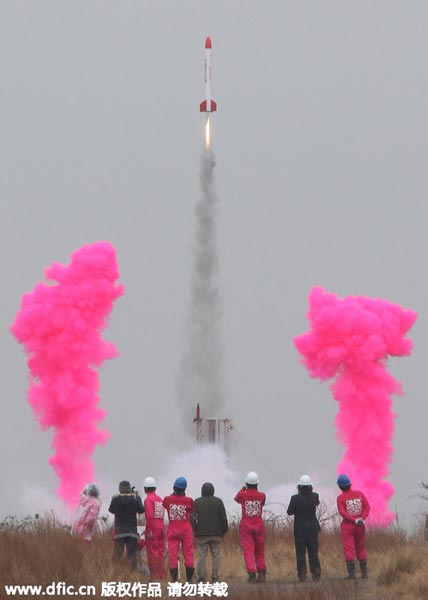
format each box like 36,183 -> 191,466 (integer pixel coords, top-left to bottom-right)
200,37 -> 217,113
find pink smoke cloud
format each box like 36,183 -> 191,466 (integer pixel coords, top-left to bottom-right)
11,242 -> 124,507
294,286 -> 417,526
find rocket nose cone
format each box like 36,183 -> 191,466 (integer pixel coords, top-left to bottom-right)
205,37 -> 212,49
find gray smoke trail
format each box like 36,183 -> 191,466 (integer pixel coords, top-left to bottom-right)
178,148 -> 225,432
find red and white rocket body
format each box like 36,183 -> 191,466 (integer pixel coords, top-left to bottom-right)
200,37 -> 217,113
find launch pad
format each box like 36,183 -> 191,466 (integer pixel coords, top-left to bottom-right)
193,403 -> 232,458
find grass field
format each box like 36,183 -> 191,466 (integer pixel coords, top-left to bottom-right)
1,513 -> 427,599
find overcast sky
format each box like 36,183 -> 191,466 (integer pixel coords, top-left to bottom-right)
1,1 -> 427,526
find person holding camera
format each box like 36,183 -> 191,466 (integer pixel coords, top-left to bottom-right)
287,475 -> 321,582
72,483 -> 101,542
234,471 -> 266,583
109,480 -> 145,570
336,474 -> 370,580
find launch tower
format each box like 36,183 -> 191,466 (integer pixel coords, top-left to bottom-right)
193,403 -> 232,457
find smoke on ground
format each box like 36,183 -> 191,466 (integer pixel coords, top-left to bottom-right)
14,445 -> 336,527
146,445 -> 336,523
18,483 -> 74,523
295,286 -> 417,526
10,242 -> 124,507
155,445 -> 239,515
177,149 -> 225,432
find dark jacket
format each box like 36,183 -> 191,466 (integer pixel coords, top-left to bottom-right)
287,490 -> 321,537
191,483 -> 228,537
109,493 -> 145,538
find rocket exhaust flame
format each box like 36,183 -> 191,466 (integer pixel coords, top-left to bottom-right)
294,286 -> 417,526
10,242 -> 124,507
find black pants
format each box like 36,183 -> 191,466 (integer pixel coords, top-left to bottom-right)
113,536 -> 138,570
294,531 -> 321,580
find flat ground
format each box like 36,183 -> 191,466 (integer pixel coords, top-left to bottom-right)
1,516 -> 427,599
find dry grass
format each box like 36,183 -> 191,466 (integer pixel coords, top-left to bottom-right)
1,514 -> 428,599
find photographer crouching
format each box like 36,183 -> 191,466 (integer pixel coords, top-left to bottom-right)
109,480 -> 145,570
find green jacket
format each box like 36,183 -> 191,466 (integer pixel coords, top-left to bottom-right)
191,482 -> 228,537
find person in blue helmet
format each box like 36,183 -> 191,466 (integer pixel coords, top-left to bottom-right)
336,474 -> 370,579
163,477 -> 194,582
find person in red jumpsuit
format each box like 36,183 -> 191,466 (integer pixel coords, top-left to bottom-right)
234,471 -> 266,583
336,474 -> 370,579
143,476 -> 166,579
163,477 -> 194,582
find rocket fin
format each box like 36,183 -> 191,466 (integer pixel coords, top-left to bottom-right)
200,100 -> 217,112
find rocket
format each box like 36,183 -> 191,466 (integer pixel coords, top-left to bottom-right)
194,403 -> 203,443
193,402 -> 202,423
200,37 -> 217,113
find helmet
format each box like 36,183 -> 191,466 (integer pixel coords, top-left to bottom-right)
144,477 -> 156,488
337,474 -> 351,488
298,475 -> 312,487
245,471 -> 259,485
174,477 -> 187,490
